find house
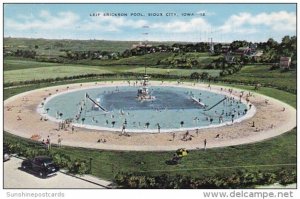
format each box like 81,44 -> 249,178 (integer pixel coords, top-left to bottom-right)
131,42 -> 152,49
221,45 -> 230,53
172,47 -> 180,52
149,47 -> 156,53
279,57 -> 291,69
102,55 -> 109,60
110,52 -> 118,58
233,47 -> 251,56
249,43 -> 257,54
252,50 -> 263,61
4,50 -> 13,56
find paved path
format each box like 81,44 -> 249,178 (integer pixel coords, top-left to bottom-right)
4,157 -> 112,189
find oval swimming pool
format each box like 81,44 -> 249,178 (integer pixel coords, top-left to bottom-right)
41,85 -> 249,132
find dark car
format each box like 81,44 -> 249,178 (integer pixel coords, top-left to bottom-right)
21,156 -> 59,178
3,144 -> 10,162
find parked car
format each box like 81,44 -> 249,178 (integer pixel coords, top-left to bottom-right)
21,156 -> 59,178
3,144 -> 10,162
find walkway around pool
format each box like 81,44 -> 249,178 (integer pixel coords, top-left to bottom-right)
4,81 -> 296,151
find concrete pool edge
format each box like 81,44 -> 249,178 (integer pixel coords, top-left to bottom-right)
36,82 -> 256,133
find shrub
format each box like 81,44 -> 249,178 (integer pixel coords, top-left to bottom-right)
114,168 -> 296,189
67,159 -> 89,175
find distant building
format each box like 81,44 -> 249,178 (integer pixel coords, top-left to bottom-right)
102,55 -> 109,60
3,50 -> 13,56
279,57 -> 291,69
110,52 -> 118,58
249,43 -> 257,54
172,47 -> 180,52
252,50 -> 263,61
131,42 -> 152,49
221,45 -> 230,53
233,47 -> 251,56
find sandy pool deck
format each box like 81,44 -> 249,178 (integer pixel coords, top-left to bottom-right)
4,81 -> 296,151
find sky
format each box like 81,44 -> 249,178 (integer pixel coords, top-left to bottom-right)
3,3 -> 297,42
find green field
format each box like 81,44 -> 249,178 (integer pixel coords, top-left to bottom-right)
221,65 -> 297,92
4,59 -> 61,71
3,58 -> 133,72
3,81 -> 297,181
4,37 -> 177,53
4,66 -> 113,83
76,52 -> 174,66
3,59 -> 221,83
160,52 -> 222,65
124,67 -> 221,77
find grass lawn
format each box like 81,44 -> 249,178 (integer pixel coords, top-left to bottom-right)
4,37 -> 177,53
3,79 -> 296,181
4,59 -> 61,71
76,52 -> 174,66
4,58 -> 221,84
4,66 -> 113,83
4,58 -> 138,72
123,67 -> 221,77
176,52 -> 222,64
221,65 -> 296,92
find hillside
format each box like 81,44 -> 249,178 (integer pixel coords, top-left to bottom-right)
4,37 -> 177,53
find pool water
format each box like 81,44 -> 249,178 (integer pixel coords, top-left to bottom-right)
43,86 -> 247,132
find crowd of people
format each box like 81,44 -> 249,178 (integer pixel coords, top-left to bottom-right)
12,82 -> 281,152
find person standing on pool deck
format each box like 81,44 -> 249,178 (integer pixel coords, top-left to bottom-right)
46,136 -> 51,150
121,123 -> 126,135
196,129 -> 199,137
249,104 -> 252,110
204,139 -> 207,150
219,115 -> 223,123
57,135 -> 62,148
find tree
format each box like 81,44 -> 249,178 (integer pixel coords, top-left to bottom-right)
200,72 -> 209,80
190,72 -> 200,80
266,38 -> 278,49
214,43 -> 222,54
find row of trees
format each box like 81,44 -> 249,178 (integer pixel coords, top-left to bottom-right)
4,36 -> 296,68
9,49 -> 37,59
64,50 -> 120,60
257,36 -> 296,66
122,43 -> 212,58
226,36 -> 296,66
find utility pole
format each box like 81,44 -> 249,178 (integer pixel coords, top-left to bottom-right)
208,37 -> 214,53
142,25 -> 149,75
